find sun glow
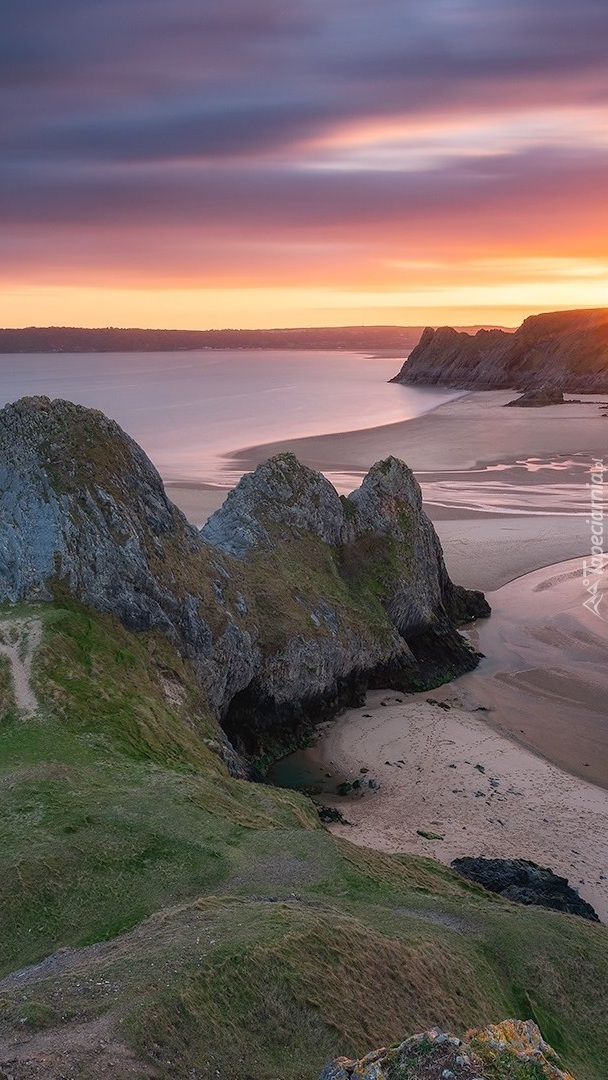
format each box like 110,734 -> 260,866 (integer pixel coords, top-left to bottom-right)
3,275 -> 606,332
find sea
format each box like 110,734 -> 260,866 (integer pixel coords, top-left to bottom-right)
0,350 -> 460,489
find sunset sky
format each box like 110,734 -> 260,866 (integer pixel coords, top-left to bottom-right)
3,0 -> 608,329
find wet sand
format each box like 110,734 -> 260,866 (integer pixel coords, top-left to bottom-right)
458,559 -> 608,788
167,391 -> 601,590
225,390 -> 608,478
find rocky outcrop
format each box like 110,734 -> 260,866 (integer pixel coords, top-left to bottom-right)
0,397 -> 489,758
319,1019 -> 576,1079
451,857 -> 600,921
202,453 -> 490,749
504,385 -> 566,407
391,308 -> 608,392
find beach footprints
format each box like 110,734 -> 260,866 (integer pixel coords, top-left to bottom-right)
0,617 -> 42,717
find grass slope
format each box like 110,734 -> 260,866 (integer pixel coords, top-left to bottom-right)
0,602 -> 606,1079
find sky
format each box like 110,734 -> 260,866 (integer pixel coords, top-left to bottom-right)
2,0 -> 608,329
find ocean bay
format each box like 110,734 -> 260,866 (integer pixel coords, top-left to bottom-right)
0,349 -> 460,489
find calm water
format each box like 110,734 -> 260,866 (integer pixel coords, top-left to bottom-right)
0,351 -> 460,487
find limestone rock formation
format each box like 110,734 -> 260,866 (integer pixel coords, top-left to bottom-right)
391,308 -> 608,392
318,1019 -> 576,1079
0,397 -> 488,758
451,857 -> 600,921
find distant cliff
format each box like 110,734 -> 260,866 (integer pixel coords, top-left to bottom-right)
391,308 -> 608,391
0,397 -> 488,762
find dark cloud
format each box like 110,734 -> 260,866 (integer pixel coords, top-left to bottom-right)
2,0 -> 608,267
4,1 -> 608,147
2,147 -> 606,232
8,101 -> 330,163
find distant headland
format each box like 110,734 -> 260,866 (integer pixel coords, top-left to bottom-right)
0,323 -> 508,353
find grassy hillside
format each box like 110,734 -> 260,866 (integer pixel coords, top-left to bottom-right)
0,601 -> 606,1079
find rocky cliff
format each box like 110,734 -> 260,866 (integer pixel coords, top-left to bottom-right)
0,397 -> 488,760
391,307 -> 608,391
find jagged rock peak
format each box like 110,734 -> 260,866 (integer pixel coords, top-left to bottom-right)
0,395 -> 194,536
390,324 -> 513,388
202,453 -> 427,558
349,455 -> 424,524
319,1019 -> 577,1079
201,452 -> 347,555
202,452 -> 489,637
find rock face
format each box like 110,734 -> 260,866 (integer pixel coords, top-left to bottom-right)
318,1019 -> 576,1079
0,397 -> 489,758
391,308 -> 608,391
451,857 -> 600,921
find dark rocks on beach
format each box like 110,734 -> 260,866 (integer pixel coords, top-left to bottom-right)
504,385 -> 565,407
314,803 -> 348,825
451,857 -> 600,921
337,776 -> 379,796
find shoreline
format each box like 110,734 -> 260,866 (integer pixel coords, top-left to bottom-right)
455,558 -> 608,788
311,686 -> 608,924
223,389 -> 608,475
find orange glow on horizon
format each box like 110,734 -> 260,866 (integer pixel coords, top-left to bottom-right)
2,277 -> 607,332
4,4 -> 608,334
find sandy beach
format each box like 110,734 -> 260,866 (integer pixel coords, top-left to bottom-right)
167,389 -> 608,916
314,687 -> 608,923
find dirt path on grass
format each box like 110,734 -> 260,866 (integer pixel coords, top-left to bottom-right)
0,1013 -> 158,1078
0,618 -> 42,716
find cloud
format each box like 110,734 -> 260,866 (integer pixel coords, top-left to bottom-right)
2,145 -> 607,226
4,0 -> 608,163
3,0 -> 608,298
